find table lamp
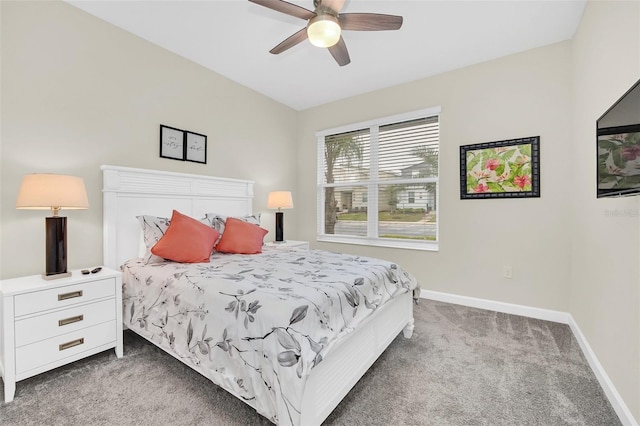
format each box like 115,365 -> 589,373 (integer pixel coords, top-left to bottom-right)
267,191 -> 293,242
16,173 -> 89,280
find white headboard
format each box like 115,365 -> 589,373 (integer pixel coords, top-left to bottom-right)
102,165 -> 254,269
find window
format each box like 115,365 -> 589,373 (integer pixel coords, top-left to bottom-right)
317,107 -> 440,250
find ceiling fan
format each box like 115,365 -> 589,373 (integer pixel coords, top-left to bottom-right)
249,0 -> 403,66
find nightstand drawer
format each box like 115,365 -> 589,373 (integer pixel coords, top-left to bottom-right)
15,320 -> 117,375
15,298 -> 116,347
14,278 -> 115,317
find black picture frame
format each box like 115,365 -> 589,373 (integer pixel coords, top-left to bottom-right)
185,131 -> 207,164
460,136 -> 540,199
160,125 -> 185,161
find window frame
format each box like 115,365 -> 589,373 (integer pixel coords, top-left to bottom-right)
316,107 -> 441,251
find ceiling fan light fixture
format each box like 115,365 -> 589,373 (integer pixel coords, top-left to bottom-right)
307,14 -> 341,48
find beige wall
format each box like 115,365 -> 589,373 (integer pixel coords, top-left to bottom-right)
0,1 -> 298,278
571,0 -> 640,420
298,41 -> 574,312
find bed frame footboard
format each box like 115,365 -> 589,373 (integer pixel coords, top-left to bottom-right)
299,290 -> 414,426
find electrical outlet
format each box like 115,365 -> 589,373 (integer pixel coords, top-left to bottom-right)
503,266 -> 513,279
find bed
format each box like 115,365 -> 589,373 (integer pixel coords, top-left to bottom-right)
102,165 -> 417,426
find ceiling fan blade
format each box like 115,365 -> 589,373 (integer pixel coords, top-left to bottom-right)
249,0 -> 315,20
320,0 -> 347,14
339,13 -> 403,31
328,36 -> 350,66
270,28 -> 308,54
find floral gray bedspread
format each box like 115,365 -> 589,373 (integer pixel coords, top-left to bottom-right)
122,246 -> 418,425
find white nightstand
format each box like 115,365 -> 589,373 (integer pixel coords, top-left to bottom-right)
265,240 -> 310,250
0,267 -> 123,402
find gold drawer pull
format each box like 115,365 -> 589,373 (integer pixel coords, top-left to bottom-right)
58,290 -> 83,301
58,315 -> 84,327
59,338 -> 84,351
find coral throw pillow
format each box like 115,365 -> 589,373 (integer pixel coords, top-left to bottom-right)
151,210 -> 220,263
215,217 -> 268,254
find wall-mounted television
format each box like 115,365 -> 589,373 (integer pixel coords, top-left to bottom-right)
597,78 -> 640,198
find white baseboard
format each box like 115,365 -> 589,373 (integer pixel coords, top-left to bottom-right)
421,290 -> 570,323
566,314 -> 638,426
420,290 -> 638,426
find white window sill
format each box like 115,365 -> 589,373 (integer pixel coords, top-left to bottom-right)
317,235 -> 439,251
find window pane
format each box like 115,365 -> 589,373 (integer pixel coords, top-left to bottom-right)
318,108 -> 440,249
379,117 -> 439,181
378,183 -> 437,241
324,186 -> 368,236
324,129 -> 370,184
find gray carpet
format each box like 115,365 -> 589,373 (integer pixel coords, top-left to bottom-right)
0,300 -> 621,425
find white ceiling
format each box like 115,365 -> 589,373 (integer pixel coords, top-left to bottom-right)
66,0 -> 586,111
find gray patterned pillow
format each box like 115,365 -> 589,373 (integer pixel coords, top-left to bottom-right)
137,215 -> 171,263
204,213 -> 261,244
138,213 -> 235,263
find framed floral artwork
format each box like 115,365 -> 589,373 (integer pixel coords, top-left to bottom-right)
460,136 -> 540,199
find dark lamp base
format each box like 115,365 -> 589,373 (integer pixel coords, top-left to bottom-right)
275,211 -> 284,242
45,216 -> 68,278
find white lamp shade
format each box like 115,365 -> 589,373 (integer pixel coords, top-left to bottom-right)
16,174 -> 89,210
267,191 -> 294,210
307,14 -> 341,48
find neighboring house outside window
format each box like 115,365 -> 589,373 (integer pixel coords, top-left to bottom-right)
316,107 -> 440,250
